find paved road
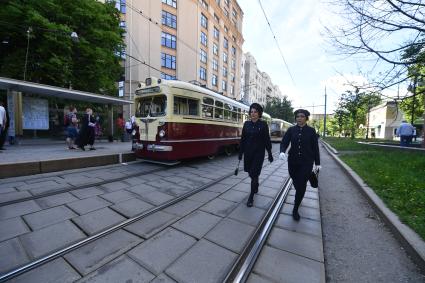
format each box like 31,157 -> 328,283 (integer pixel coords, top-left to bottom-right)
319,144 -> 425,282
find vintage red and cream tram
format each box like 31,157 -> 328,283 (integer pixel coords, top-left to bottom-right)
270,118 -> 293,142
132,77 -> 270,163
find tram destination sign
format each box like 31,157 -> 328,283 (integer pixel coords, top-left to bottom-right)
136,86 -> 160,95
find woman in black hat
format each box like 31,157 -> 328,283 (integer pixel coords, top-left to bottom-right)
279,109 -> 321,221
239,103 -> 273,207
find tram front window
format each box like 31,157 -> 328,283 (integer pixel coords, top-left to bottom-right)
135,95 -> 167,117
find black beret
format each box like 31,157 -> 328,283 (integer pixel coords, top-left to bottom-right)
294,109 -> 310,117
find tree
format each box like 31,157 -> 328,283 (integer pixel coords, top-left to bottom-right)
334,88 -> 382,138
264,96 -> 294,122
0,0 -> 124,96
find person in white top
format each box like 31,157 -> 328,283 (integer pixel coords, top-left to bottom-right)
0,102 -> 7,147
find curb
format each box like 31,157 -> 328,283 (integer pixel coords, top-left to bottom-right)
320,141 -> 425,273
0,152 -> 136,179
320,139 -> 339,155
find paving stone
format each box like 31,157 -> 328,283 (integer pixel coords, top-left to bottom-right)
151,273 -> 177,283
275,214 -> 322,238
20,221 -> 86,259
199,198 -> 238,217
29,183 -> 70,196
24,176 -> 66,184
67,196 -> 112,215
125,183 -> 156,196
0,187 -> 18,194
0,191 -> 32,203
247,273 -> 275,283
65,176 -> 104,187
138,190 -> 174,206
253,246 -> 325,283
172,210 -> 222,239
166,239 -> 237,283
289,190 -> 318,200
205,218 -> 255,253
99,190 -> 136,204
268,227 -> 324,262
124,211 -> 178,239
219,189 -> 248,203
0,217 -> 29,242
110,198 -> 154,218
0,200 -> 41,220
36,192 -> 79,209
281,203 -> 321,221
285,195 -> 319,209
257,187 -> 279,198
187,191 -> 220,203
205,183 -> 232,194
8,258 -> 81,283
124,176 -> 148,186
262,179 -> 283,189
16,180 -> 65,192
0,182 -> 26,190
228,204 -> 266,227
127,228 -> 196,276
158,185 -> 192,197
101,181 -> 130,192
145,180 -> 178,190
163,199 -> 203,217
231,182 -> 251,193
65,230 -> 142,275
77,255 -> 154,283
0,238 -> 29,274
252,195 -> 274,210
23,205 -> 78,230
70,187 -> 105,199
218,178 -> 240,186
72,207 -> 126,235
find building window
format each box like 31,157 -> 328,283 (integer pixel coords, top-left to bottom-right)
161,53 -> 176,69
222,66 -> 228,77
222,80 -> 227,91
161,32 -> 176,49
201,13 -> 208,29
213,27 -> 219,39
200,32 -> 207,46
232,8 -> 237,18
162,11 -> 177,29
223,52 -> 228,63
161,73 -> 176,80
212,74 -> 218,86
230,85 -> 234,95
119,21 -> 126,30
120,0 -> 126,13
231,46 -> 236,55
224,26 -> 228,33
199,67 -> 207,81
223,9 -> 228,17
216,0 -> 221,5
224,0 -> 229,6
214,14 -> 220,23
200,49 -> 207,63
223,37 -> 228,49
231,59 -> 235,69
213,43 -> 219,55
212,58 -> 218,71
118,81 -> 124,97
162,0 -> 177,8
232,36 -> 236,42
231,73 -> 235,82
202,0 -> 208,10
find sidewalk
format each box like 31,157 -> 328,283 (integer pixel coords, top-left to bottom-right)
0,140 -> 135,179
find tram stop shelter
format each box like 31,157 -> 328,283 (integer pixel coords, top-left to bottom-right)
0,77 -> 133,141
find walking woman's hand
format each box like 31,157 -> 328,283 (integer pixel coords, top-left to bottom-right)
268,155 -> 274,163
279,152 -> 286,160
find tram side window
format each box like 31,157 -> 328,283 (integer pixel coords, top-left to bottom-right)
231,106 -> 238,122
174,97 -> 199,116
237,108 -> 242,121
215,100 -> 224,119
202,97 -> 214,118
224,103 -> 232,120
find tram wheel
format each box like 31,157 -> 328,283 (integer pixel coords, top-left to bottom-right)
207,154 -> 215,160
224,146 -> 233,156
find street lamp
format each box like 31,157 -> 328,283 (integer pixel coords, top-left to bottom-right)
23,27 -> 32,81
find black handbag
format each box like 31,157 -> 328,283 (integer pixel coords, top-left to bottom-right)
309,169 -> 319,188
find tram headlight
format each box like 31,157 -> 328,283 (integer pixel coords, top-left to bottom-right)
159,129 -> 166,137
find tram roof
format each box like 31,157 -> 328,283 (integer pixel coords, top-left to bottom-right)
0,77 -> 133,105
161,79 -> 250,110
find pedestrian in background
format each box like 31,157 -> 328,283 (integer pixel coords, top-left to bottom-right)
77,108 -> 96,151
239,103 -> 273,207
0,101 -> 9,150
0,101 -> 7,151
65,106 -> 78,150
116,113 -> 125,142
396,120 -> 415,147
280,109 -> 320,221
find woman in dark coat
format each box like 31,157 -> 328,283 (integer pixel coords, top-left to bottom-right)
279,109 -> 321,221
77,108 -> 96,150
239,103 -> 273,207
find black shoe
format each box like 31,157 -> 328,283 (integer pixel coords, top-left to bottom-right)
78,146 -> 85,151
292,209 -> 300,221
89,147 -> 96,150
247,195 -> 254,207
0,147 -> 6,150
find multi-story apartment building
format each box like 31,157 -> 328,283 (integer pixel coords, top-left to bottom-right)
241,52 -> 283,107
114,0 -> 244,116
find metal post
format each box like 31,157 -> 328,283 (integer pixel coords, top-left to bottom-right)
411,75 -> 417,125
23,27 -> 32,81
366,102 -> 371,140
323,86 -> 327,137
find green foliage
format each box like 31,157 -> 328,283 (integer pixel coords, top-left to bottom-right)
264,96 -> 294,122
332,88 -> 382,138
325,137 -> 425,240
0,0 -> 124,96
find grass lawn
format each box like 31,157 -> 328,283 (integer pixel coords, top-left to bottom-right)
324,137 -> 425,240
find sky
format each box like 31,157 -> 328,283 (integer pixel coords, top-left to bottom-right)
238,0 -> 401,114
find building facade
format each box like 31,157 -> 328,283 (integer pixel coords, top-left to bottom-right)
115,0 -> 244,117
367,101 -> 405,139
241,52 -> 283,106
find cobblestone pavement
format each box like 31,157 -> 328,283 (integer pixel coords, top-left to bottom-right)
0,143 -> 327,283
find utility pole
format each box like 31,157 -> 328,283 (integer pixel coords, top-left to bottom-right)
323,86 -> 327,137
411,75 -> 417,125
366,102 -> 371,140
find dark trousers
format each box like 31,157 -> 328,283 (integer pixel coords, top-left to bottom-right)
0,127 -> 7,148
288,162 -> 313,210
250,176 -> 259,196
